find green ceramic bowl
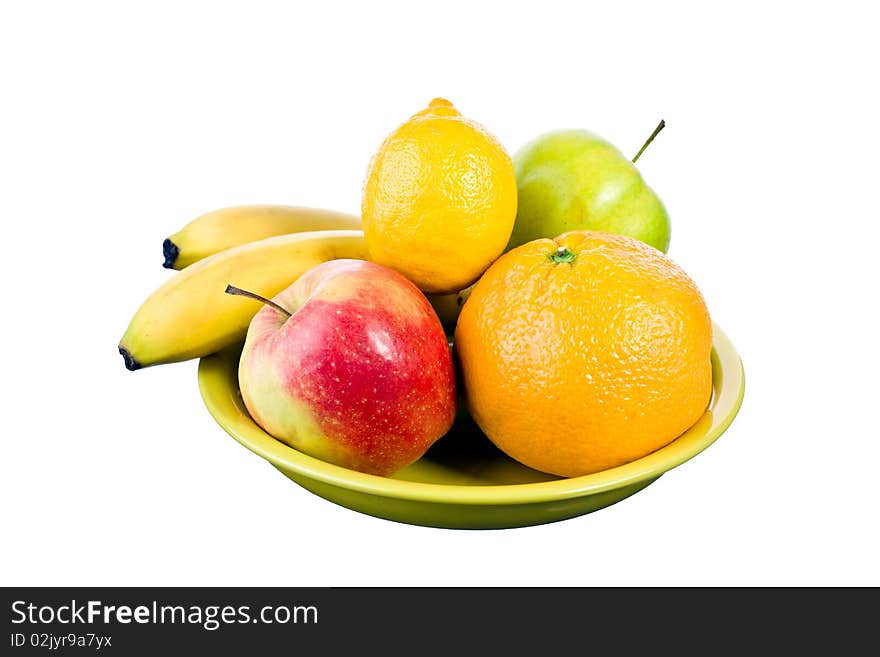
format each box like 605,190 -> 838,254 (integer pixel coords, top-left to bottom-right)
197,323 -> 744,529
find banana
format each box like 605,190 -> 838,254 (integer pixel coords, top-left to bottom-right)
163,205 -> 362,269
427,286 -> 474,335
120,230 -> 366,370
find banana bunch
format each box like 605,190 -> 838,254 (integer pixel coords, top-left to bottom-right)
119,204 -> 472,371
119,206 -> 367,370
162,205 -> 361,269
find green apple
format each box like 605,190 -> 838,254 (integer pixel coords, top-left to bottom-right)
508,123 -> 670,252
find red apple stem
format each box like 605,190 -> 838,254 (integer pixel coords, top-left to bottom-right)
225,284 -> 291,318
632,119 -> 665,163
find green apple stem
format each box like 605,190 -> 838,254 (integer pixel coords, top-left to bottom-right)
224,284 -> 291,318
632,119 -> 666,163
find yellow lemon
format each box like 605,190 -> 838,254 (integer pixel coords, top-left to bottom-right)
362,98 -> 517,294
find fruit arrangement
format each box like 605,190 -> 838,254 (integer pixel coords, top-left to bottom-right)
120,98 -> 733,501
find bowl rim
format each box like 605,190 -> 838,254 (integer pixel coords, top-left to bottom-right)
198,322 -> 744,506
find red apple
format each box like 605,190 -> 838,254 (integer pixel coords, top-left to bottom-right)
235,259 -> 456,476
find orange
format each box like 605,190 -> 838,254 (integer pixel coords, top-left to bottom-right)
362,98 -> 517,294
454,230 -> 713,477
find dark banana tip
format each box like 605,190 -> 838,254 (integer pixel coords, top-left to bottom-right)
162,238 -> 179,269
119,346 -> 141,371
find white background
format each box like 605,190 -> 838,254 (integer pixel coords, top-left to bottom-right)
2,1 -> 878,586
